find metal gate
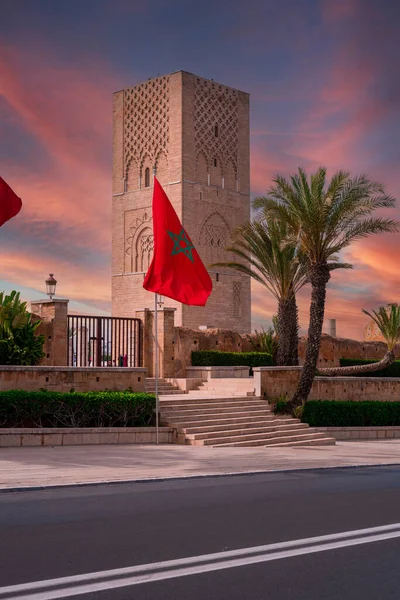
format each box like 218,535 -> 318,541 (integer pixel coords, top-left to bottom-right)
67,316 -> 142,367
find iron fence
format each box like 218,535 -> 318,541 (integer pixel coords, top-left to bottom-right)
67,315 -> 142,367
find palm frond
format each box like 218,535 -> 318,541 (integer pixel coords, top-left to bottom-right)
362,304 -> 400,350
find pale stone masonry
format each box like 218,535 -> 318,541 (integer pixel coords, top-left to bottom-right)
112,71 -> 251,332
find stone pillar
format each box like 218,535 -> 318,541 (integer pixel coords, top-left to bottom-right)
30,299 -> 69,366
135,307 -> 176,377
156,308 -> 176,378
135,308 -> 153,375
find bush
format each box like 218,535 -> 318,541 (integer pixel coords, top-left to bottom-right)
0,390 -> 156,428
247,326 -> 278,363
302,400 -> 400,427
191,350 -> 273,368
0,291 -> 44,365
339,358 -> 400,377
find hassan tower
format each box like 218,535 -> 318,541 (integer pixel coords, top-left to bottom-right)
112,70 -> 251,332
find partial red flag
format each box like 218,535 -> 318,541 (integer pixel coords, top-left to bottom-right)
143,178 -> 212,306
0,178 -> 22,226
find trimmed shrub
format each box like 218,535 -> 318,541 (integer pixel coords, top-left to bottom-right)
0,390 -> 156,428
302,400 -> 400,427
191,350 -> 273,368
339,358 -> 400,377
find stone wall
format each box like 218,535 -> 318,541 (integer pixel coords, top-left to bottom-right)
0,366 -> 146,393
173,327 -> 394,377
173,327 -> 254,377
254,367 -> 400,402
0,427 -> 173,447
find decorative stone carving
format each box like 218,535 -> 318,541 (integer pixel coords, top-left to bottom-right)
125,211 -> 154,273
194,78 -> 238,176
233,281 -> 242,318
124,76 -> 169,181
199,212 -> 230,250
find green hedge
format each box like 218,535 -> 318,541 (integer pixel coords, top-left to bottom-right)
302,400 -> 400,427
0,390 -> 155,428
339,358 -> 400,377
191,350 -> 273,368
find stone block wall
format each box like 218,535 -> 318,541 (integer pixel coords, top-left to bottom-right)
0,366 -> 146,393
254,367 -> 400,402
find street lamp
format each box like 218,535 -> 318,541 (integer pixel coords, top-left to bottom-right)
157,294 -> 164,309
45,274 -> 57,299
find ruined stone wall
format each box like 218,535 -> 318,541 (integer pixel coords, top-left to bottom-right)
255,367 -> 400,402
173,328 -> 396,377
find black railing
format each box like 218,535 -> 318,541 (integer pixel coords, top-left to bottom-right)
67,316 -> 141,367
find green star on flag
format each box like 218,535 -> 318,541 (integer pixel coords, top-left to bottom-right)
167,228 -> 195,262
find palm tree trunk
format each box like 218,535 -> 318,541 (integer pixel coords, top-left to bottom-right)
318,351 -> 395,376
276,295 -> 299,366
290,263 -> 331,408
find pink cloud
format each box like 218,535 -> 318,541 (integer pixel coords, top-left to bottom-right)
0,248 -> 110,306
321,0 -> 360,23
0,44 -> 123,246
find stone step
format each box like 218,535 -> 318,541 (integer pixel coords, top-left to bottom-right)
211,431 -> 334,447
175,416 -> 297,433
146,385 -> 180,390
159,395 -> 265,404
190,390 -> 256,397
265,437 -> 336,447
160,407 -> 273,420
146,389 -> 186,395
161,393 -> 254,400
162,414 -> 295,429
161,410 -> 278,423
191,384 -> 255,391
185,423 -> 310,442
190,427 -> 322,446
159,400 -> 269,411
193,378 -> 254,384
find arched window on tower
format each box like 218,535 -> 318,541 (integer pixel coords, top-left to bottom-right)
144,168 -> 150,188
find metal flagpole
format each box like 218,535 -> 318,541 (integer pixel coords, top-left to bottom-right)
155,293 -> 159,445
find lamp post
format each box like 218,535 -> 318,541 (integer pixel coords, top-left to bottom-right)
45,274 -> 57,300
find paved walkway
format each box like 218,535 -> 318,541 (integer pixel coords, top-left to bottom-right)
1,441 -> 400,490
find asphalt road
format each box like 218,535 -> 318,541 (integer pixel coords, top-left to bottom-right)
0,466 -> 400,599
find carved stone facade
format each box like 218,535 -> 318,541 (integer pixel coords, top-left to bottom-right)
112,71 -> 251,332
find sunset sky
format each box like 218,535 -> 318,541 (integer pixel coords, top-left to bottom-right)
1,0 -> 399,339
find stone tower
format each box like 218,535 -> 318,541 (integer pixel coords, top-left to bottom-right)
112,71 -> 251,332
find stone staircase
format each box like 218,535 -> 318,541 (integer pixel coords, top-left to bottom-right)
145,378 -> 185,395
188,377 -> 256,397
158,382 -> 336,447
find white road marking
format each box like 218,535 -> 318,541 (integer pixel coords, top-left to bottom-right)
1,522 -> 400,599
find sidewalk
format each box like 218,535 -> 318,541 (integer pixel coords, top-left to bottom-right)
1,441 -> 400,491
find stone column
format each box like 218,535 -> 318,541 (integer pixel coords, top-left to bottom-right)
156,308 -> 176,378
135,308 -> 153,375
135,307 -> 176,378
30,299 -> 69,366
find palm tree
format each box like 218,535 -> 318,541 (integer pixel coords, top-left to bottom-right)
319,304 -> 400,376
254,167 -> 399,407
212,217 -> 308,365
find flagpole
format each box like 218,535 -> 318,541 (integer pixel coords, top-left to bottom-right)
155,293 -> 159,445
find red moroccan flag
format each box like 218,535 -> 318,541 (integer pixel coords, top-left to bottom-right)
0,177 -> 22,226
143,178 -> 212,306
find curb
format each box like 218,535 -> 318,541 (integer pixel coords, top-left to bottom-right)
1,462 -> 400,494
